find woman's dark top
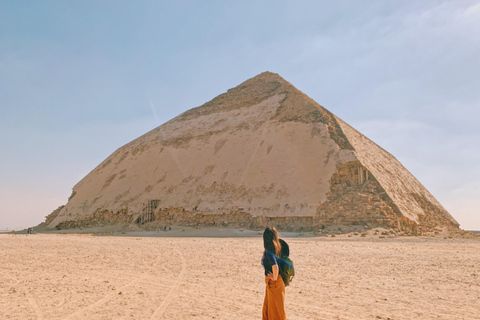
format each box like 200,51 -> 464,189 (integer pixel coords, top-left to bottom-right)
261,250 -> 278,276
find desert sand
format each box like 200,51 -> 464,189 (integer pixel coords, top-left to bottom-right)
1,232 -> 479,320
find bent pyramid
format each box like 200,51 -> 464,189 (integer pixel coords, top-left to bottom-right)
47,72 -> 459,233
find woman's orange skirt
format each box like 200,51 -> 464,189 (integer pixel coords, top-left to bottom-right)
262,275 -> 286,320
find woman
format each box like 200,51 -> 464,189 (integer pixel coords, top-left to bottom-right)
261,227 -> 286,320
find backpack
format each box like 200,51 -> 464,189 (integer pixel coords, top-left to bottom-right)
279,239 -> 295,286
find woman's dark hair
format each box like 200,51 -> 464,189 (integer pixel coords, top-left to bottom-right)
279,239 -> 289,257
263,226 -> 281,257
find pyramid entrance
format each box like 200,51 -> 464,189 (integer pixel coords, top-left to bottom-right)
135,200 -> 160,225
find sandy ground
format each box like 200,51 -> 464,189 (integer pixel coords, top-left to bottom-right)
1,233 -> 479,320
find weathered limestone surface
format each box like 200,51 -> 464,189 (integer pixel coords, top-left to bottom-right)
46,72 -> 459,233
315,161 -> 401,227
336,118 -> 459,232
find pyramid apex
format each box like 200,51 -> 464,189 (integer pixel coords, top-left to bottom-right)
242,71 -> 289,85
252,71 -> 284,79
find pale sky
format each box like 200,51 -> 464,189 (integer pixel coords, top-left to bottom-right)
1,1 -> 479,230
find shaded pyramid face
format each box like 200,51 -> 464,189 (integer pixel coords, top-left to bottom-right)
48,72 -> 459,233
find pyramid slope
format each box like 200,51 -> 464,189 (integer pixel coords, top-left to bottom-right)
336,118 -> 459,228
47,72 -> 458,232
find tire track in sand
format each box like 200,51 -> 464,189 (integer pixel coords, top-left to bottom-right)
63,250 -> 169,320
149,248 -> 186,319
27,296 -> 45,320
2,272 -> 44,320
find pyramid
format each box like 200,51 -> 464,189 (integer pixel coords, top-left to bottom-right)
46,72 -> 459,233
